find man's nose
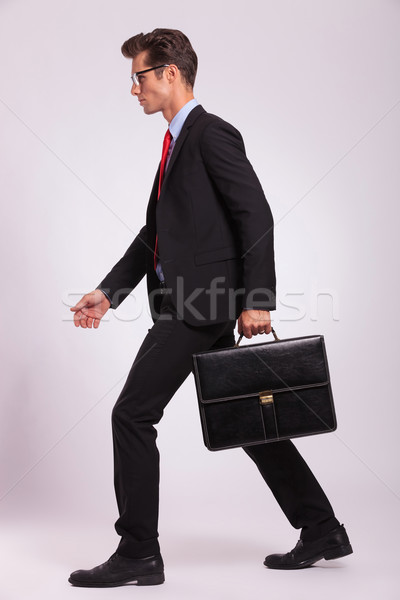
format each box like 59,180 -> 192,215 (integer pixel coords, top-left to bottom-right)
131,81 -> 140,96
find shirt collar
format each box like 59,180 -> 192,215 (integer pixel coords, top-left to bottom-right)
169,98 -> 198,141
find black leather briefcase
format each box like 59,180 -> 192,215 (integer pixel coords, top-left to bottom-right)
192,330 -> 337,451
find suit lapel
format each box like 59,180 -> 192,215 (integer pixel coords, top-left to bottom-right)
146,167 -> 160,254
159,105 -> 206,195
147,105 -> 206,243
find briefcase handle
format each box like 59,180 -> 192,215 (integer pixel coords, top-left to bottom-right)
235,327 -> 280,347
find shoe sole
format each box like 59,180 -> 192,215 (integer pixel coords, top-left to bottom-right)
264,544 -> 353,570
68,572 -> 165,587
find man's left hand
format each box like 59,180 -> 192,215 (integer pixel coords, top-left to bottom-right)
237,309 -> 271,339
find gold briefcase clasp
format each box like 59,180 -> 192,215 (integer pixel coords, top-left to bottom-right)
259,391 -> 274,405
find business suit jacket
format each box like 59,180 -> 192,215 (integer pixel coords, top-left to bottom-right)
98,105 -> 276,326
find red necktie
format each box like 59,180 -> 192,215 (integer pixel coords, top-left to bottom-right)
154,129 -> 172,270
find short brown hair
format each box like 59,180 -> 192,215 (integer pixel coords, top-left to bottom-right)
121,28 -> 198,89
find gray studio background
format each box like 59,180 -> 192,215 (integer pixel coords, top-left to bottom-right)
0,1 -> 399,599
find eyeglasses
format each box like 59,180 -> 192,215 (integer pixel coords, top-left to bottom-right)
131,64 -> 170,87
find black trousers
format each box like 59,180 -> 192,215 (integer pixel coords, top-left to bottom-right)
112,293 -> 339,558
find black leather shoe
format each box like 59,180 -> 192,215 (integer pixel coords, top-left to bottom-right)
68,552 -> 165,587
264,524 -> 353,570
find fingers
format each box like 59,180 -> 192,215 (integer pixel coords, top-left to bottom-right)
241,323 -> 256,339
70,297 -> 89,313
71,291 -> 105,329
241,326 -> 250,339
264,322 -> 272,335
73,309 -> 97,329
70,290 -> 102,313
238,310 -> 272,339
237,319 -> 254,339
239,318 -> 265,339
76,311 -> 87,328
73,310 -> 85,328
238,314 -> 253,339
253,322 -> 271,336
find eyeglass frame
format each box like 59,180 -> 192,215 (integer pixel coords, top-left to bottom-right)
131,64 -> 170,87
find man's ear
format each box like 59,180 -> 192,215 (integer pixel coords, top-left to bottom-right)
165,64 -> 179,83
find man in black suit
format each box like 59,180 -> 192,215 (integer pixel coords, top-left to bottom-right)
68,29 -> 352,587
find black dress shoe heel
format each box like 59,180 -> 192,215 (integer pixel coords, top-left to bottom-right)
136,572 -> 165,586
324,543 -> 353,561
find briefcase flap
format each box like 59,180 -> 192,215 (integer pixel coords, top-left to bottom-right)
193,335 -> 331,404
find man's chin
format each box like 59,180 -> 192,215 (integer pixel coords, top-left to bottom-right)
141,103 -> 162,115
142,105 -> 158,115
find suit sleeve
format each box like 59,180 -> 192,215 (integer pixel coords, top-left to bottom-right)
96,225 -> 148,309
200,119 -> 276,311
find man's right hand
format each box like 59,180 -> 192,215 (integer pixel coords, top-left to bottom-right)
70,289 -> 111,329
